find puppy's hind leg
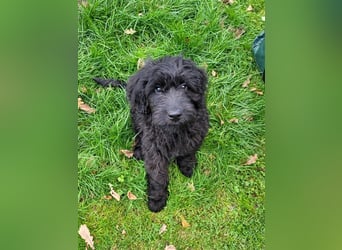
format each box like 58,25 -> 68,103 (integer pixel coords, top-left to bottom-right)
133,132 -> 144,160
176,154 -> 197,177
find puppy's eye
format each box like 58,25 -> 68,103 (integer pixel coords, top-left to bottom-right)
180,83 -> 187,89
155,86 -> 163,93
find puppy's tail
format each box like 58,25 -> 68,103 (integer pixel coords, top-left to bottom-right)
93,77 -> 126,89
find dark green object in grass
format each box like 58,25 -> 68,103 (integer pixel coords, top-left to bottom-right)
252,31 -> 265,81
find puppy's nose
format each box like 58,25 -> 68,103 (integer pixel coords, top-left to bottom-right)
168,109 -> 182,121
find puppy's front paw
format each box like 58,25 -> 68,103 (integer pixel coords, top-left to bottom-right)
148,197 -> 167,212
179,166 -> 194,177
176,155 -> 196,177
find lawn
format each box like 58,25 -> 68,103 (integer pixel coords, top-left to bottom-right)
78,0 -> 265,249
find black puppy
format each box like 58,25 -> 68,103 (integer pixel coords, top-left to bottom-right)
94,56 -> 209,212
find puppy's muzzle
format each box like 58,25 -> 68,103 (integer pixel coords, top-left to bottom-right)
167,108 -> 183,122
165,88 -> 188,122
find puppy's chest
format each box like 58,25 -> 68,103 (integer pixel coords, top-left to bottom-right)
148,126 -> 202,156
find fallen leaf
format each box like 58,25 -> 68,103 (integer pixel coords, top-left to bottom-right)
80,86 -> 87,93
103,195 -> 112,200
220,119 -> 225,125
85,157 -> 96,167
244,154 -> 258,165
120,149 -> 134,158
110,190 -> 120,201
78,0 -> 88,8
204,169 -> 211,176
242,76 -> 251,88
78,97 -> 95,114
124,28 -> 136,35
209,154 -> 216,160
78,224 -> 95,250
187,182 -> 195,192
211,70 -> 218,77
122,229 -> 126,235
165,245 -> 176,250
159,224 -> 167,234
234,28 -> 245,39
137,58 -> 145,70
222,0 -> 235,5
127,191 -> 137,200
228,204 -> 236,212
109,183 -> 120,201
180,215 -> 190,228
229,118 -> 239,123
250,88 -> 264,95
219,18 -> 225,29
246,5 -> 253,12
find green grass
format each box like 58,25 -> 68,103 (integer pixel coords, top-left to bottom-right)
78,0 -> 265,249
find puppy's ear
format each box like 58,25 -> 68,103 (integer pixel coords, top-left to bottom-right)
198,67 -> 208,91
126,75 -> 149,114
190,67 -> 208,99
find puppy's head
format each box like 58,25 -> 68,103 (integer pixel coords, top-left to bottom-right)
127,56 -> 208,126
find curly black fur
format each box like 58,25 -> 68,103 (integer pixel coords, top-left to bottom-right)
95,56 -> 209,212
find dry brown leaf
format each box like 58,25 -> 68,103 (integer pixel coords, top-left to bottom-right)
120,149 -> 134,158
211,70 -> 218,77
222,0 -> 235,5
165,245 -> 176,250
180,215 -> 190,228
229,118 -> 239,123
110,191 -> 120,201
242,76 -> 251,88
124,28 -> 136,35
220,119 -> 225,125
103,195 -> 112,200
246,5 -> 253,12
234,28 -> 245,39
187,182 -> 195,192
78,224 -> 95,250
78,97 -> 95,114
137,58 -> 145,70
244,154 -> 258,165
127,191 -> 137,200
250,88 -> 264,95
77,98 -> 82,108
159,224 -> 167,234
109,183 -> 120,201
